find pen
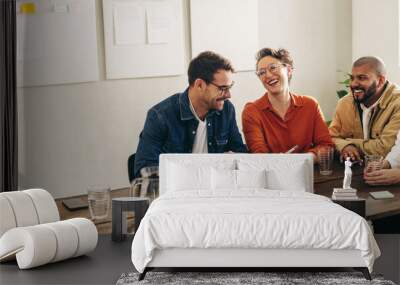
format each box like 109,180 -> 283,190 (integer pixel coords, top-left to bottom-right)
286,145 -> 298,154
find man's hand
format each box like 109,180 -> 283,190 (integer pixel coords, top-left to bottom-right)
364,169 -> 400,185
341,145 -> 362,162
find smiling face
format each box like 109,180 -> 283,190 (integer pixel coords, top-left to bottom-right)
350,64 -> 385,105
203,69 -> 234,111
256,56 -> 292,96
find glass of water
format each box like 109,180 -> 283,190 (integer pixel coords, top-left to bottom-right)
364,155 -> 383,173
87,186 -> 111,220
130,166 -> 159,203
317,146 -> 334,175
130,177 -> 159,203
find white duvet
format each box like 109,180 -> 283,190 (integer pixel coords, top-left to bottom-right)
131,190 -> 380,273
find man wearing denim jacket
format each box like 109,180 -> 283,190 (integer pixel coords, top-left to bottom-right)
134,51 -> 247,178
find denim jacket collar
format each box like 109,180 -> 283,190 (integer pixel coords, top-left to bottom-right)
179,88 -> 221,121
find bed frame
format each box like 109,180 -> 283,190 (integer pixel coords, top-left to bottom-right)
138,154 -> 372,281
139,248 -> 370,280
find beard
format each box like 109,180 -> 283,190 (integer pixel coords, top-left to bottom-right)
351,82 -> 377,104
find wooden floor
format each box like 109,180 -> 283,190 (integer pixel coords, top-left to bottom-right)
55,187 -> 131,234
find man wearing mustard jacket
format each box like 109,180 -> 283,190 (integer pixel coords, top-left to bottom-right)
329,56 -> 400,161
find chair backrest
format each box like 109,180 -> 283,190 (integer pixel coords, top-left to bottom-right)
128,153 -> 136,183
159,153 -> 314,195
0,189 -> 60,237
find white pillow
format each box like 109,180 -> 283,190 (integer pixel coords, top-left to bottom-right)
238,159 -> 308,191
212,168 -> 237,190
167,162 -> 212,191
265,163 -> 307,191
236,169 -> 267,188
211,169 -> 268,190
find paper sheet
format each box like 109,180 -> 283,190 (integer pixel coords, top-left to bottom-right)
113,3 -> 146,45
146,2 -> 172,44
53,2 -> 69,13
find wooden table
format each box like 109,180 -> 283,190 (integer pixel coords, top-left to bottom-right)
314,160 -> 400,220
56,187 -> 131,234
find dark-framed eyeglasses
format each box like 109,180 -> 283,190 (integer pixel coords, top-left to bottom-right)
255,63 -> 286,77
208,81 -> 235,95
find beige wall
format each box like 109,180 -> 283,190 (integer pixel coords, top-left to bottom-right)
352,0 -> 400,81
18,0 -> 354,198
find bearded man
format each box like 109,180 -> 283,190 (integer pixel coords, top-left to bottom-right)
133,51 -> 247,178
329,56 -> 400,161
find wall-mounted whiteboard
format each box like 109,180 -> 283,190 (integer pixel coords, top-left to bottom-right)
16,0 -> 99,87
190,0 -> 258,72
102,0 -> 185,79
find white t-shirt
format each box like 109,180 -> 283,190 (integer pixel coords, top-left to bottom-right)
360,98 -> 381,139
386,130 -> 400,169
189,98 -> 208,153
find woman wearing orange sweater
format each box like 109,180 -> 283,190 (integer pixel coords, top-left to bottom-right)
242,48 -> 333,162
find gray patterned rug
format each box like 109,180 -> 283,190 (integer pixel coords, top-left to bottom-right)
116,271 -> 396,285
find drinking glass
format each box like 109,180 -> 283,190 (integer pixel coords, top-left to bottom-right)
130,177 -> 159,202
87,186 -> 111,220
317,146 -> 334,175
364,155 -> 383,173
130,166 -> 159,203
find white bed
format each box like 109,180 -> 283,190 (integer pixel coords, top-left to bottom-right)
131,154 -> 380,280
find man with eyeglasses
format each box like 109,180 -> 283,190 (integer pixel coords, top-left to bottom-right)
133,51 -> 247,178
242,47 -> 333,161
329,56 -> 400,162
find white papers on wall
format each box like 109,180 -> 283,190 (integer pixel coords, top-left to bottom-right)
103,0 -> 184,79
112,1 -> 172,46
16,0 -> 99,87
53,2 -> 69,13
190,0 -> 258,72
146,2 -> 172,44
113,3 -> 146,45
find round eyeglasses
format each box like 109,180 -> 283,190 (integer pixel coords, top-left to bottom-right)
255,63 -> 286,77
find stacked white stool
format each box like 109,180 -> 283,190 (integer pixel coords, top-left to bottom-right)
0,189 -> 98,269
